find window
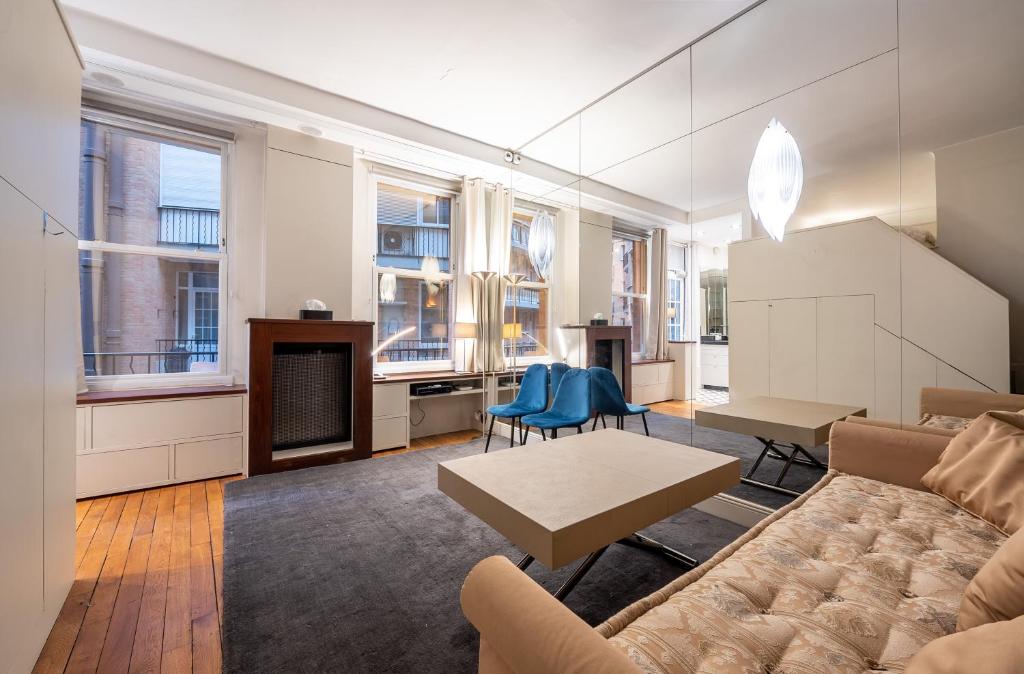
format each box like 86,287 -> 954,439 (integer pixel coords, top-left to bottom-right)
611,234 -> 648,352
374,179 -> 455,366
78,118 -> 226,382
504,207 -> 552,358
667,242 -> 687,342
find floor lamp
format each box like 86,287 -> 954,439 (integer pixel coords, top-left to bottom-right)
469,271 -> 496,373
454,322 -> 476,374
503,273 -> 527,395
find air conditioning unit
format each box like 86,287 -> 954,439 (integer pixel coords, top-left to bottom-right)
382,229 -> 403,250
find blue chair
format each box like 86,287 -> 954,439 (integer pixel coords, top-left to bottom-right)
521,368 -> 592,440
549,362 -> 570,401
485,363 -> 548,452
589,366 -> 651,435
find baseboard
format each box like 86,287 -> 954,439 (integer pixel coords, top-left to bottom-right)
693,493 -> 773,528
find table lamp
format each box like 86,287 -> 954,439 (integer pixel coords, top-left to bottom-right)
454,322 -> 476,373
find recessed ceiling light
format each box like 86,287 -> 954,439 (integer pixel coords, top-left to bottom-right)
299,125 -> 323,137
91,72 -> 124,88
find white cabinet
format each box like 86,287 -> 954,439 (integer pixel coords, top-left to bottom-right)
76,394 -> 247,498
632,362 -> 674,405
769,298 -> 817,400
728,301 -> 770,399
0,179 -> 46,667
372,383 -> 409,452
817,295 -> 874,411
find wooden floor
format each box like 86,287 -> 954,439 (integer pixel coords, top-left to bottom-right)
649,399 -> 703,419
33,429 -> 481,674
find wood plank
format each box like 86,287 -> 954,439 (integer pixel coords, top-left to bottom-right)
190,482 -> 210,547
161,484 -> 193,673
74,496 -> 110,570
96,489 -> 160,674
128,487 -> 175,674
190,538 -> 219,674
65,492 -> 144,673
75,500 -> 91,531
33,495 -> 127,674
206,480 -> 225,625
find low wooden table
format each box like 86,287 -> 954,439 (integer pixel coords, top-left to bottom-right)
438,428 -> 739,601
695,396 -> 866,497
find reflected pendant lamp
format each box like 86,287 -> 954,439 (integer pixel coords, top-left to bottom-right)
747,118 -> 803,242
527,211 -> 556,281
421,255 -> 441,297
379,272 -> 397,303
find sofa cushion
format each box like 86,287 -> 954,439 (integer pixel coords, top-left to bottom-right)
605,473 -> 1005,673
957,528 -> 1024,630
918,413 -> 973,432
905,614 -> 1024,674
921,411 -> 1024,535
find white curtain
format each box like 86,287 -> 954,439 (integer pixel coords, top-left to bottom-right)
645,228 -> 669,360
462,179 -> 514,372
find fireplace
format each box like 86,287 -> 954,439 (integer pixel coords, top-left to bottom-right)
248,319 -> 373,475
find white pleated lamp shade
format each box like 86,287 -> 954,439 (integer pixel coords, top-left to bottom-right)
747,118 -> 803,242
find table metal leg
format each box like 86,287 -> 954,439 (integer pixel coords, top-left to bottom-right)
617,533 -> 698,568
741,437 -> 825,497
552,547 -> 609,601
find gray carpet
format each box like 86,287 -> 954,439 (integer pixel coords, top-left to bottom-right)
222,428 -> 751,674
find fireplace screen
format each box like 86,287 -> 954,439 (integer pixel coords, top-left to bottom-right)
271,343 -> 353,451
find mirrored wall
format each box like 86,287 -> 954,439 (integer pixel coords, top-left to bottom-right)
513,0 -> 1023,508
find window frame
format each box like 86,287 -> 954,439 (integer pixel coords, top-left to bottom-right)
666,241 -> 687,342
371,174 -> 458,373
610,232 -> 649,356
504,203 -> 554,364
79,111 -> 231,390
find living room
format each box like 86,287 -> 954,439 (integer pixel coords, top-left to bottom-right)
3,1 -> 1023,672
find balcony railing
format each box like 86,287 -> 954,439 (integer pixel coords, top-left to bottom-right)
376,338 -> 449,362
159,207 -> 220,247
85,338 -> 218,375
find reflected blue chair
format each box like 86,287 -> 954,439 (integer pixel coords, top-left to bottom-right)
549,362 -> 570,401
485,363 -> 548,452
522,368 -> 592,441
589,366 -> 650,435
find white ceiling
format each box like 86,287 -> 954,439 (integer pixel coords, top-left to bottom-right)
62,0 -> 757,149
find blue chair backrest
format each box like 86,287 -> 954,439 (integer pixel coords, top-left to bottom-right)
513,363 -> 550,413
588,367 -> 629,416
549,362 -> 570,402
549,368 -> 592,421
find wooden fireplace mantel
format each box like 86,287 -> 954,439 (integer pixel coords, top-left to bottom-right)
247,318 -> 374,475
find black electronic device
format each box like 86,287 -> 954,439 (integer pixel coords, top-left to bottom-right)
412,383 -> 453,396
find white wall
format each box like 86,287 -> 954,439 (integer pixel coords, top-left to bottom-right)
578,209 -> 613,322
263,127 -> 354,319
935,125 -> 1024,392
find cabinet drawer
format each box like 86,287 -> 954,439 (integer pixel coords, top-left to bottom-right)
373,416 -> 407,451
175,436 -> 243,481
92,396 -> 244,449
373,384 -> 408,419
77,445 -> 170,498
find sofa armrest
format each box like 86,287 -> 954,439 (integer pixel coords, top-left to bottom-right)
828,420 -> 951,491
920,387 -> 1024,419
842,415 -> 959,438
461,556 -> 642,674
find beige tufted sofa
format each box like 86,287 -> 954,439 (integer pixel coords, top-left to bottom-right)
460,388 -> 1024,674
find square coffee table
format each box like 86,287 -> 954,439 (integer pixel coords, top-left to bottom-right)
695,396 -> 866,497
438,428 -> 739,601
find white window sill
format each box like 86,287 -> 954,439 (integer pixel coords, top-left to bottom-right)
85,373 -> 235,391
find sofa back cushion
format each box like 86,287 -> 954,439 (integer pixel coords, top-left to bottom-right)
906,614 -> 1024,674
958,528 -> 1024,631
921,411 -> 1024,535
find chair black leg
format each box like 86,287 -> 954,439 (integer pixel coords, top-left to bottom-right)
520,419 -> 526,445
484,415 -> 496,453
509,417 -> 516,448
641,413 -> 650,437
601,414 -> 607,429
591,415 -> 599,431
522,426 -> 529,444
552,428 -> 558,439
577,425 -> 583,434
541,429 -> 547,441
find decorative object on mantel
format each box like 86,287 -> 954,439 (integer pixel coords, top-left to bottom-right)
589,312 -> 609,326
300,298 -> 333,320
747,117 -> 803,242
247,319 -> 373,475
